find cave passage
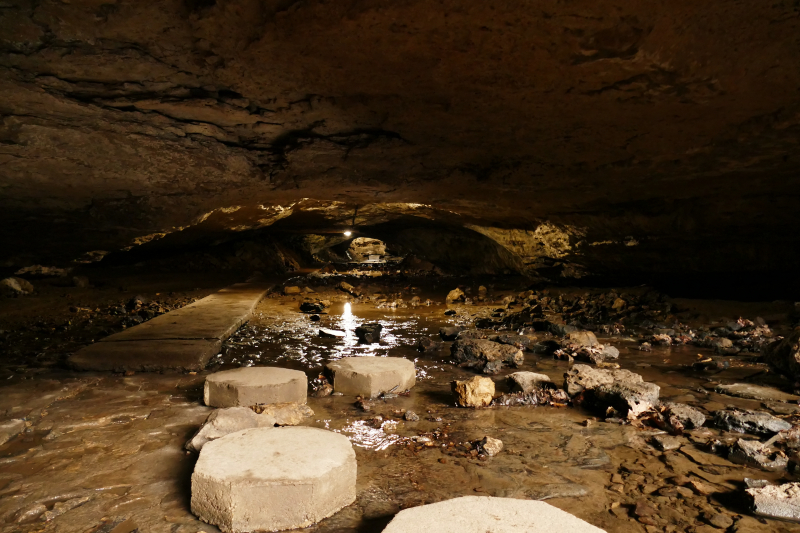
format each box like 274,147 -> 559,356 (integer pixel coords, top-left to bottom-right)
2,1 -> 800,532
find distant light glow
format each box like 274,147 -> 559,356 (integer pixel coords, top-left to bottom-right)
343,230 -> 352,236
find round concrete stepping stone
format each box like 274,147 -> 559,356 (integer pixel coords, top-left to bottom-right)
204,367 -> 307,408
326,357 -> 415,398
382,496 -> 606,533
192,427 -> 356,532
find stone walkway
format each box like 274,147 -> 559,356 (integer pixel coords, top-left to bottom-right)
69,283 -> 271,372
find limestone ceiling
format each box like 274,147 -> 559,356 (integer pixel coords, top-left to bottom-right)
1,0 -> 799,274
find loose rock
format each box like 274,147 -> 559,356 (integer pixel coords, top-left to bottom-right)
761,328 -> 800,381
476,436 -> 503,457
0,419 -> 26,446
1,277 -> 34,295
446,288 -> 465,303
746,482 -> 800,521
712,409 -> 792,436
507,371 -> 554,393
452,376 -> 495,407
451,338 -> 523,374
715,383 -> 800,403
355,323 -> 383,343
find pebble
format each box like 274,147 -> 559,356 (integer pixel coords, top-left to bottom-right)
404,410 -> 420,422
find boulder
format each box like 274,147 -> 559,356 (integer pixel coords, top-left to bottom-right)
325,357 -> 415,398
451,338 -> 523,374
185,405 -> 314,452
563,364 -> 644,397
746,482 -> 800,521
381,496 -> 606,533
446,288 -> 465,303
283,286 -> 301,295
204,367 -> 308,408
452,376 -> 495,407
507,372 -> 554,393
762,328 -> 800,380
712,409 -> 792,436
355,323 -> 383,343
191,427 -> 356,532
564,364 -> 659,419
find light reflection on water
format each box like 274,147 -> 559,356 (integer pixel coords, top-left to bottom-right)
335,419 -> 405,451
222,300 -> 427,370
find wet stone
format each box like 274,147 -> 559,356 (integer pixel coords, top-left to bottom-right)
761,329 -> 800,381
662,402 -> 706,430
355,322 -> 383,343
728,439 -> 788,471
381,496 -> 606,533
300,301 -> 325,313
451,338 -> 524,374
284,286 -> 301,295
652,434 -> 682,451
746,482 -> 800,521
404,410 -> 420,422
591,380 -> 660,419
476,436 -> 503,456
527,484 -> 589,501
418,337 -> 446,352
446,288 -> 465,303
326,356 -> 416,398
191,427 -> 357,532
507,371 -> 554,393
452,375 -> 495,407
439,326 -> 464,341
0,418 -> 26,446
563,364 -> 644,398
204,367 -> 308,408
715,383 -> 800,403
712,409 -> 792,436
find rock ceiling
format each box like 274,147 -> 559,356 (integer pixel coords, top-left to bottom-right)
1,1 -> 800,277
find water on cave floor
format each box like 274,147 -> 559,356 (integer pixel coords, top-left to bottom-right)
0,285 -> 798,533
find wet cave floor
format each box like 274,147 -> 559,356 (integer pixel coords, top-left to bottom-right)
1,276 -> 799,533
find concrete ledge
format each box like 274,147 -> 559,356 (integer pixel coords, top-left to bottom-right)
69,339 -> 221,372
69,283 -> 270,372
